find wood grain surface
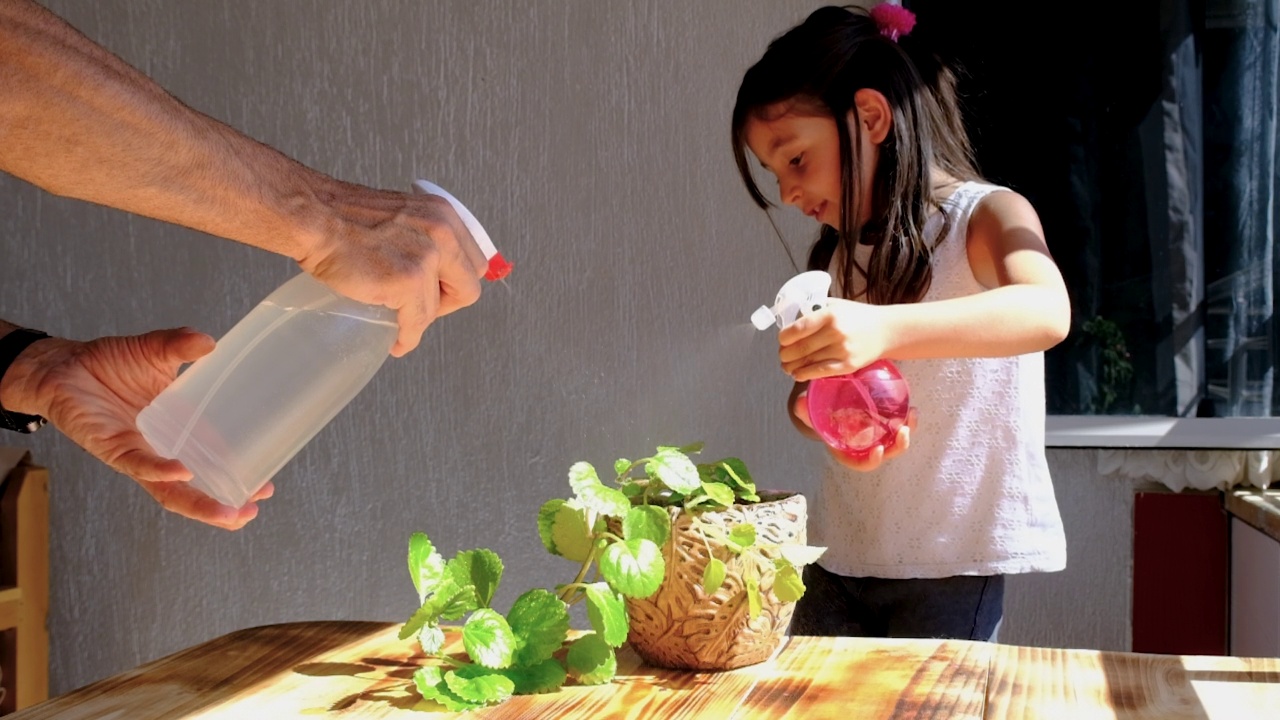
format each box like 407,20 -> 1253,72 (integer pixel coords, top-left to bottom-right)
10,621 -> 1280,719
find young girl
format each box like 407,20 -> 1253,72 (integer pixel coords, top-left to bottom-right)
732,4 -> 1069,641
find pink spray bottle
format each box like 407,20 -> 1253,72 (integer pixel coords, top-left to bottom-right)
751,271 -> 911,459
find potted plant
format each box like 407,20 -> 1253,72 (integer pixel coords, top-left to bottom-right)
397,442 -> 824,712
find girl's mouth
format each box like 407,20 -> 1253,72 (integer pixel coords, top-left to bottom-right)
807,201 -> 826,220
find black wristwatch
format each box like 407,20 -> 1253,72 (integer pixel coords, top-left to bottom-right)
0,328 -> 50,433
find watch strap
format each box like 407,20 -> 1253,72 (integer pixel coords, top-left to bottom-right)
0,329 -> 50,433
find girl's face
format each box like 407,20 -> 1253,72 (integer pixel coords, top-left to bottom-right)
743,102 -> 878,230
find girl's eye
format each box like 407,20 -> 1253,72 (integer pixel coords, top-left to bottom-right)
789,154 -> 803,167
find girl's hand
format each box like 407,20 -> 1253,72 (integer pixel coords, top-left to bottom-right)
828,408 -> 918,472
779,299 -> 892,381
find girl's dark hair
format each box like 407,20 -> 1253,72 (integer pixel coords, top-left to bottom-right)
731,5 -> 979,305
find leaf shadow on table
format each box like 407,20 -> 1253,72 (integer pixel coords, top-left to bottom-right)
287,648 -> 734,715
292,654 -> 430,713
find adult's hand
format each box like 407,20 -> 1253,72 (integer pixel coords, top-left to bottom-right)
294,184 -> 488,357
0,326 -> 271,530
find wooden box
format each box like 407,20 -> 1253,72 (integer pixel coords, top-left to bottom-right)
0,450 -> 48,714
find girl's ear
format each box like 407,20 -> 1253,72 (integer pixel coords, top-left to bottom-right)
852,88 -> 893,145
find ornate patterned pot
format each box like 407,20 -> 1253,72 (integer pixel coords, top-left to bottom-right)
622,491 -> 807,670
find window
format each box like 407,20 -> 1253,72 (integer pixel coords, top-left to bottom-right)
906,0 -> 1280,417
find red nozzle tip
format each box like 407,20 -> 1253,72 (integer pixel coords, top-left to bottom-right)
485,253 -> 513,282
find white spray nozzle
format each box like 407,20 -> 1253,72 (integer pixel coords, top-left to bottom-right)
751,270 -> 833,330
412,179 -> 512,282
750,305 -> 778,331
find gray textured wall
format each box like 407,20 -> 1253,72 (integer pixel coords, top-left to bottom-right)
1007,450 -> 1136,652
0,0 -> 1130,697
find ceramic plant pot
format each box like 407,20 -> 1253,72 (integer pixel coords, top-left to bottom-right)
623,492 -> 807,670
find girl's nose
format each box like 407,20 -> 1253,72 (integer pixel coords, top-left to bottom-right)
780,179 -> 803,208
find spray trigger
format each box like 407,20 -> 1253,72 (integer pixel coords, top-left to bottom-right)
751,270 -> 833,330
411,179 -> 512,284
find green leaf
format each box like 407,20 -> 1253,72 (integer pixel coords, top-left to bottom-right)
648,447 -> 700,493
727,523 -> 757,552
444,664 -> 515,705
463,609 -> 517,669
418,624 -> 446,655
398,601 -> 435,641
537,498 -> 566,554
774,563 -> 806,603
401,576 -> 481,640
567,461 -> 602,496
580,483 -> 631,519
408,532 -> 446,604
699,481 -> 737,508
413,666 -> 484,712
584,582 -> 629,647
549,502 -> 594,563
566,633 -> 617,685
716,458 -> 755,493
569,463 -> 631,518
613,458 -> 631,477
681,488 -> 714,509
503,658 -> 568,695
701,557 -> 727,595
621,482 -> 645,498
746,577 -> 761,620
507,589 -> 570,666
671,441 -> 706,455
777,544 -> 827,567
599,538 -> 665,599
429,579 -> 479,621
447,549 -> 504,608
622,506 -> 670,546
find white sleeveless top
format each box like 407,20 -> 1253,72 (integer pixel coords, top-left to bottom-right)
810,181 -> 1067,578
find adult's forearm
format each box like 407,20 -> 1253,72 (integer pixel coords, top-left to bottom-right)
0,0 -> 332,259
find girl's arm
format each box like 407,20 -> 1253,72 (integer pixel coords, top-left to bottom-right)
787,381 -> 820,440
780,190 -> 1071,380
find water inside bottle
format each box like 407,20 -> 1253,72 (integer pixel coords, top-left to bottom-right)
138,283 -> 396,508
806,361 -> 910,458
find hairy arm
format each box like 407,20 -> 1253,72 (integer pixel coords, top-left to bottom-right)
0,0 -> 326,258
0,0 -> 486,356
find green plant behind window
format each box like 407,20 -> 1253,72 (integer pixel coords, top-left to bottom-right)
1082,315 -> 1137,414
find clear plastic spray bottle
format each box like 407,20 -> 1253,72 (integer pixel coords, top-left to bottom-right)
136,180 -> 509,508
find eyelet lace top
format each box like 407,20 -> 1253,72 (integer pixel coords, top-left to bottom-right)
810,181 -> 1067,578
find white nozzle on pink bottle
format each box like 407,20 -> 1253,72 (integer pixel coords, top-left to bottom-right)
751,270 -> 832,330
412,179 -> 512,282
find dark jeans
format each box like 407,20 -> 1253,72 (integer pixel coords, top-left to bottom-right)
789,563 -> 1005,641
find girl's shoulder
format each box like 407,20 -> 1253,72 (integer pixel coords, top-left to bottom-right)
943,180 -> 1040,243
940,180 -> 1013,213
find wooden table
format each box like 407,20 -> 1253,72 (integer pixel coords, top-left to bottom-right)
12,621 -> 1280,719
1225,487 -> 1280,544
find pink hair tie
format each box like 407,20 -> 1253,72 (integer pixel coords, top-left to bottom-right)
870,3 -> 917,42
